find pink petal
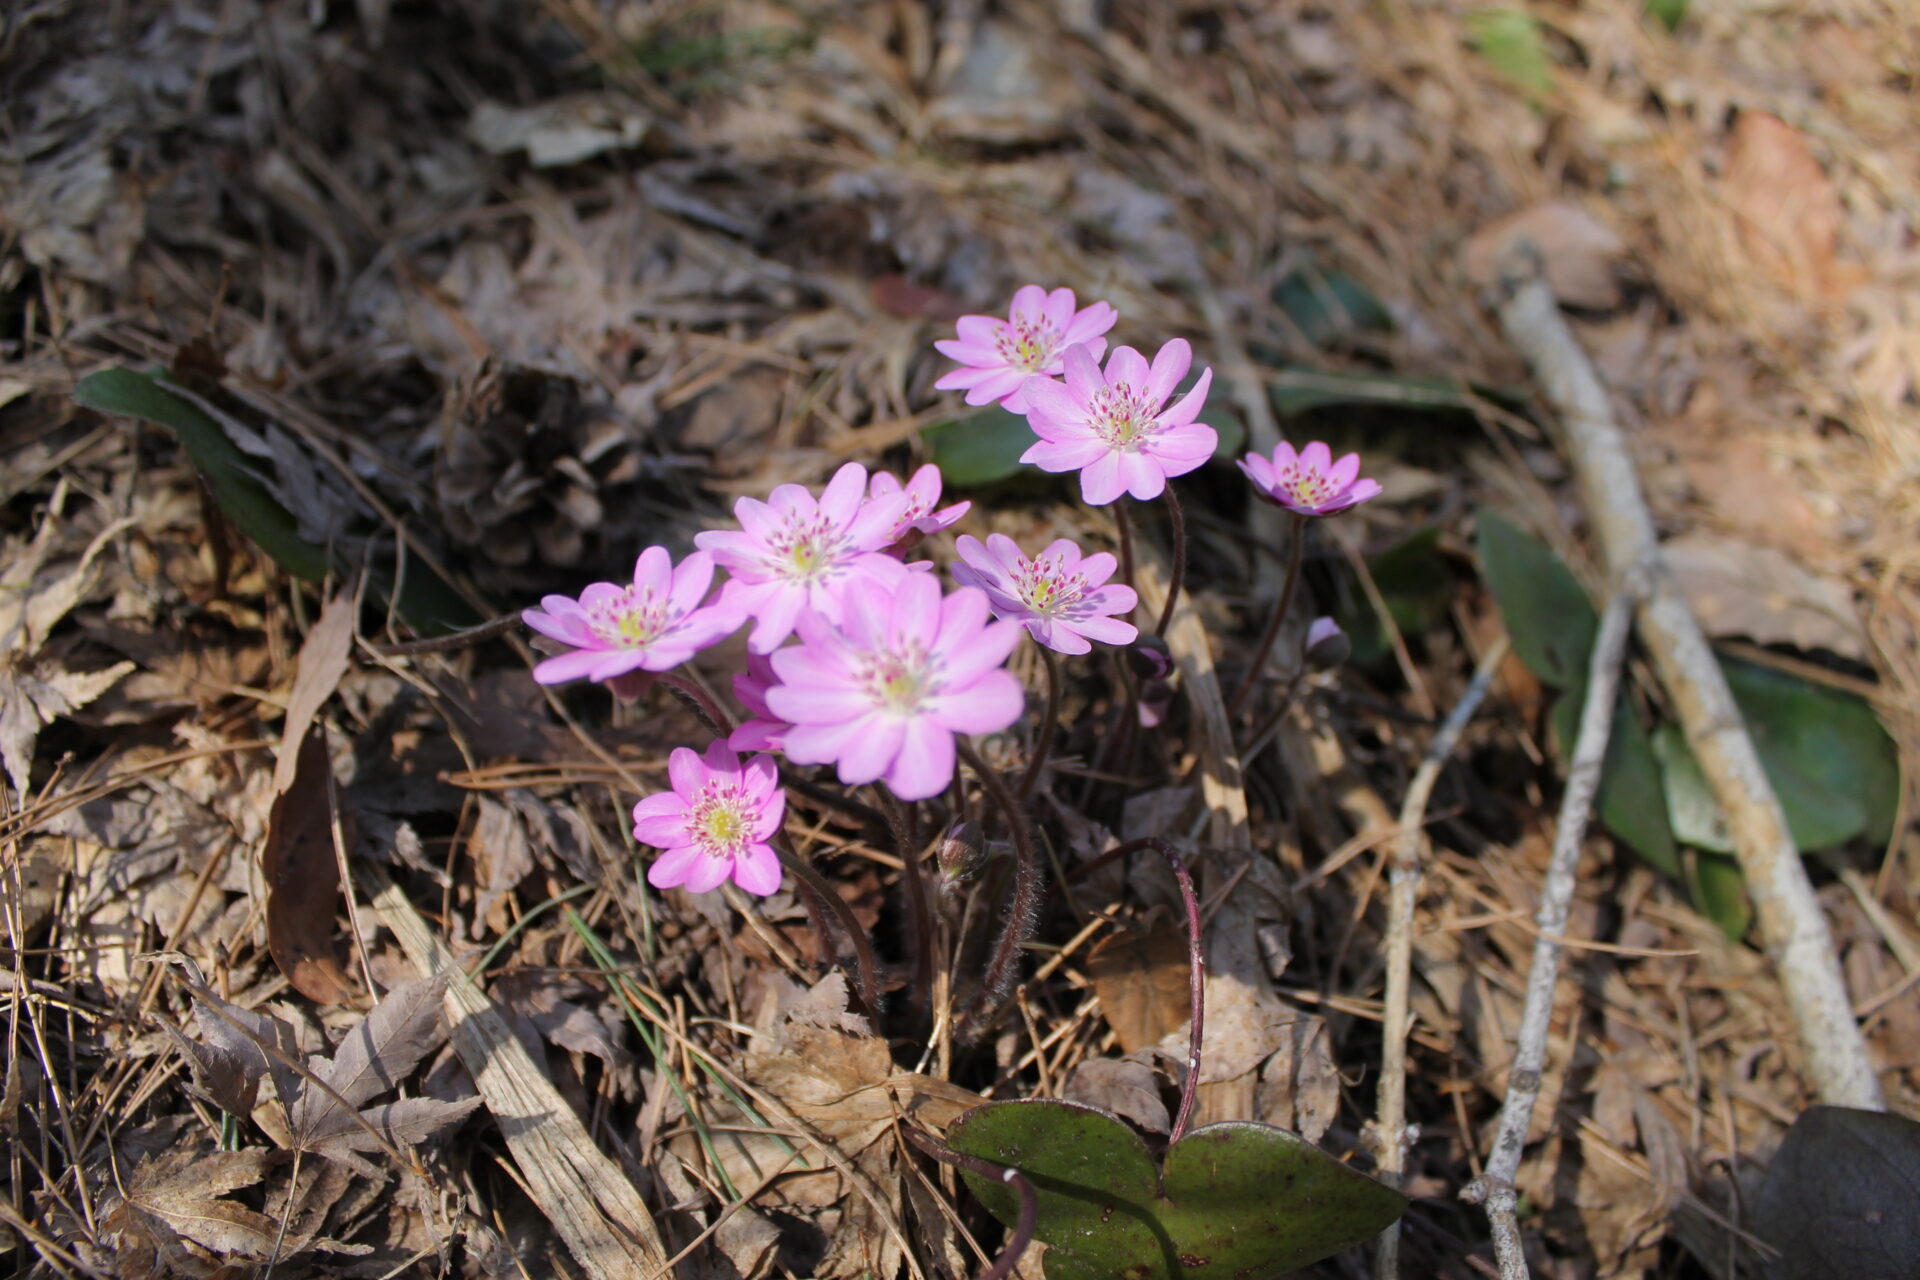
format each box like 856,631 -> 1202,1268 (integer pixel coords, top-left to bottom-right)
667,551 -> 716,614
1039,286 -> 1077,331
1061,344 -> 1104,402
1117,452 -> 1169,501
523,608 -> 591,647
928,669 -> 1025,734
964,369 -> 1029,406
632,546 -> 672,596
731,845 -> 783,896
1061,302 -> 1118,345
885,719 -> 956,800
1022,436 -> 1111,473
532,649 -> 610,685
934,340 -> 1004,367
1030,619 -> 1092,655
818,463 -> 868,526
1067,614 -> 1137,647
1078,453 -> 1126,506
681,853 -> 733,894
1008,285 -> 1051,326
781,716 -> 873,768
835,716 -> 907,786
1142,339 -> 1192,406
1103,344 -> 1150,390
1075,550 -> 1119,586
667,746 -> 706,797
1155,367 -> 1212,428
955,315 -> 1005,346
646,846 -> 703,889
1145,424 -> 1218,465
1299,440 -> 1333,474
1237,454 -> 1275,491
1019,374 -> 1082,425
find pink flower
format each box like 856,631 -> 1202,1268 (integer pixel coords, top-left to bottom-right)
632,742 -> 785,896
1019,340 -> 1216,506
868,464 -> 970,547
1237,442 -> 1382,516
934,285 -> 1119,412
522,547 -> 740,685
728,652 -> 791,753
951,534 -> 1138,656
766,575 -> 1024,801
695,463 -> 910,654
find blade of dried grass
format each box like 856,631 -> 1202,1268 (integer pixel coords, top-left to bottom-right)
359,865 -> 671,1278
1492,250 -> 1883,1111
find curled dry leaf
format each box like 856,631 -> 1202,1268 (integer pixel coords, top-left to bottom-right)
263,721 -> 357,1004
1664,531 -> 1866,660
1463,200 -> 1628,309
1086,914 -> 1192,1055
1721,112 -> 1868,306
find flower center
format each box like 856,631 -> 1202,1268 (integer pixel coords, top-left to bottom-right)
688,784 -> 753,859
1012,554 -> 1088,616
1275,464 -> 1335,509
994,317 -> 1063,372
1089,383 -> 1155,450
861,645 -> 934,713
765,514 -> 849,584
586,586 -> 668,649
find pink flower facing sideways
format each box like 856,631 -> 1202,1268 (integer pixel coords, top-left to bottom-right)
867,464 -> 970,548
935,285 -> 1118,413
952,534 -> 1138,656
1020,339 -> 1216,506
1238,441 -> 1382,517
522,547 -> 739,685
633,742 -> 786,896
728,652 -> 790,753
696,462 -> 910,654
767,574 -> 1024,801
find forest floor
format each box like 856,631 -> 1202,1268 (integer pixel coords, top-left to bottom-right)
2,1 -> 1918,1277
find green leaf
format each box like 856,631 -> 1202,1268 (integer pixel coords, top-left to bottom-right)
1687,851 -> 1752,940
925,406 -> 1039,488
1272,266 -> 1393,346
1476,509 -> 1596,688
1644,0 -> 1688,32
75,367 -> 479,633
1652,660 -> 1900,855
1266,367 -> 1478,417
1466,8 -> 1555,98
1552,688 -> 1678,877
1753,1106 -> 1920,1280
948,1099 -> 1404,1280
75,368 -> 331,584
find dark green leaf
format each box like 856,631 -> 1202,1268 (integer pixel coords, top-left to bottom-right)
75,368 -> 331,583
1753,1106 -> 1920,1280
1552,688 -> 1678,877
1272,267 -> 1393,346
925,406 -> 1038,488
1266,367 -> 1478,417
1369,528 -> 1453,637
1466,8 -> 1555,98
1476,509 -> 1596,688
1686,851 -> 1751,940
948,1099 -> 1403,1280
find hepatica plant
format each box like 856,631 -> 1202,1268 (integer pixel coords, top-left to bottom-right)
523,285 -> 1399,1278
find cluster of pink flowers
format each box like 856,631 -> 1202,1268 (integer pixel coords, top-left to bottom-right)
526,282 -> 1383,897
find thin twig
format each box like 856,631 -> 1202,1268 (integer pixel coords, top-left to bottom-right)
1460,586 -> 1637,1280
1493,248 -> 1883,1111
1370,635 -> 1509,1280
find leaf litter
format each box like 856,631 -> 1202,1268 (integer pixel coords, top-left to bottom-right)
4,1 -> 1919,1278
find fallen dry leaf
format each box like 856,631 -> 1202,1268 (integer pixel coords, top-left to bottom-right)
1064,1055 -> 1170,1135
262,722 -> 357,1004
1463,200 -> 1628,309
272,593 -> 355,796
1086,914 -> 1192,1054
1664,530 -> 1866,660
1721,112 -> 1867,305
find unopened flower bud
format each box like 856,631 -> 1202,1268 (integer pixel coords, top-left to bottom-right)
1304,617 -> 1350,671
1126,635 -> 1176,683
937,821 -> 987,886
1136,678 -> 1176,728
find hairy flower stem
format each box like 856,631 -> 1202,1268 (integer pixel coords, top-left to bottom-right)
774,837 -> 882,1015
1226,512 -> 1309,719
955,739 -> 1043,1040
1153,486 -> 1187,639
876,788 -> 934,1020
1104,837 -> 1206,1142
657,670 -> 734,737
1114,501 -> 1137,604
903,1126 -> 1037,1280
1017,646 -> 1061,806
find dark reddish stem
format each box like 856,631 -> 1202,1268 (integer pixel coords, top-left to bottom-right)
1017,646 -> 1061,806
875,788 -> 933,1019
1226,512 -> 1309,719
903,1126 -> 1038,1280
954,739 -> 1042,1040
1103,836 -> 1206,1143
774,837 -> 881,1015
657,670 -> 735,737
1153,486 -> 1187,639
1114,500 -> 1137,604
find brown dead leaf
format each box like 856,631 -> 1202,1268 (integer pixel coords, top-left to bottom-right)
1064,1056 -> 1169,1135
272,593 -> 355,796
1721,112 -> 1868,305
291,973 -> 452,1137
1463,200 -> 1628,309
746,1021 -> 896,1155
1086,915 -> 1192,1054
1253,1013 -> 1339,1145
262,722 -> 357,1004
1664,531 -> 1865,659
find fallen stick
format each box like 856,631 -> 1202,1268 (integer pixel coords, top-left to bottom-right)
1461,584 -> 1638,1279
1370,636 -> 1509,1280
1491,250 -> 1882,1110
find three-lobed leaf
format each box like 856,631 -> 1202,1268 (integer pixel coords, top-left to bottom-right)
947,1099 -> 1403,1280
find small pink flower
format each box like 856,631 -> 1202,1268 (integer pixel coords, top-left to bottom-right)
951,534 -> 1138,656
767,574 -> 1024,801
632,742 -> 786,896
695,462 -> 910,654
935,285 -> 1119,412
1238,442 -> 1382,517
1019,340 -> 1216,506
523,547 -> 740,686
728,652 -> 791,753
868,464 -> 970,547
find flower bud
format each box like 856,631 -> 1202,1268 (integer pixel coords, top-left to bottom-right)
1126,634 -> 1176,683
1136,678 -> 1176,728
937,821 -> 988,886
1303,617 -> 1350,671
